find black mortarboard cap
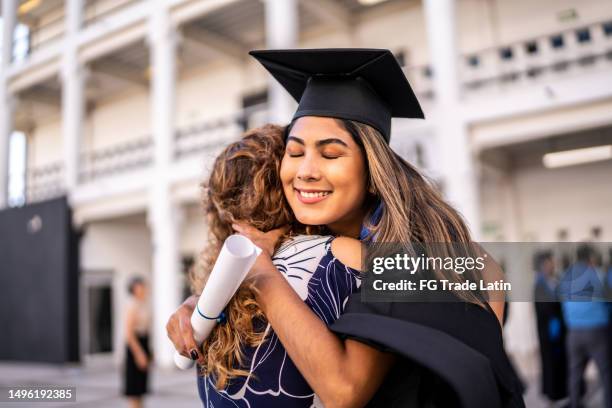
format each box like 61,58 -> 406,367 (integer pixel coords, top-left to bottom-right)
249,48 -> 424,143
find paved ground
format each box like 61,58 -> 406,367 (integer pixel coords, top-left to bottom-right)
0,360 -> 199,407
0,360 -> 605,407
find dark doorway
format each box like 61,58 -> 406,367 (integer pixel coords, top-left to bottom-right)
88,285 -> 113,353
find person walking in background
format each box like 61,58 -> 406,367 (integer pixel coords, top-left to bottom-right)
534,250 -> 568,403
606,247 -> 612,392
559,244 -> 611,408
123,277 -> 152,408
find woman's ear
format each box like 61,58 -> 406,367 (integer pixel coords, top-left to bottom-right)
367,182 -> 376,195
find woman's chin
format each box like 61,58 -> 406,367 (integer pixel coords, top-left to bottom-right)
294,212 -> 329,227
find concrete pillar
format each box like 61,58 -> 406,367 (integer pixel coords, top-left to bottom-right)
501,173 -> 522,241
0,0 -> 17,208
66,0 -> 83,32
0,94 -> 14,209
62,0 -> 84,194
1,0 -> 16,67
147,2 -> 182,368
263,0 -> 298,124
61,63 -> 85,193
424,0 -> 481,237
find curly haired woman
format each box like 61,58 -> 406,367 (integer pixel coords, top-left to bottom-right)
176,124 -> 363,407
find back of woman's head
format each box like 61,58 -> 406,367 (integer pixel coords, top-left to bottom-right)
190,124 -> 303,389
205,124 -> 295,242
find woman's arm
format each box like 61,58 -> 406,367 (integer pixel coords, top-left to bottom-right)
125,304 -> 148,370
234,225 -> 395,408
254,259 -> 395,408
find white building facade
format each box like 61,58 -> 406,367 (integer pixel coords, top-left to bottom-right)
1,0 -> 611,372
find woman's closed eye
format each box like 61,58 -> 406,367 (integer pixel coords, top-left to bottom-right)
321,148 -> 344,159
286,150 -> 304,158
287,151 -> 341,159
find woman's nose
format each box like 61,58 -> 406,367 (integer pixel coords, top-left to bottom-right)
296,156 -> 321,182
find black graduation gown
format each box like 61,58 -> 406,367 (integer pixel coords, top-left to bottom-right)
534,279 -> 568,400
330,294 -> 526,408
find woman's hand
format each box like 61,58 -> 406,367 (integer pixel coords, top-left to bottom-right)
231,223 -> 288,257
165,294 -> 205,364
232,223 -> 288,284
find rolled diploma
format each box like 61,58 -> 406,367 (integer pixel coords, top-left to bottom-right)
174,234 -> 262,369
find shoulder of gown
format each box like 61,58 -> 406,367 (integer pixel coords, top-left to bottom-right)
329,294 -> 526,408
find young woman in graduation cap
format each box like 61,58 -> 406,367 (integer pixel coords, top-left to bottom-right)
167,49 -> 525,408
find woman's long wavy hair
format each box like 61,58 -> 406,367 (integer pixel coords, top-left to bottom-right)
189,124 -> 323,389
338,119 -> 487,306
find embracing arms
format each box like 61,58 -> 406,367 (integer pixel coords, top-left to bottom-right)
253,259 -> 395,408
167,229 -> 395,408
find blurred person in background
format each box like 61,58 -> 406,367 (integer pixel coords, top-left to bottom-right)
124,277 -> 152,408
606,248 -> 612,384
559,244 -> 611,408
606,248 -> 612,286
533,250 -> 568,404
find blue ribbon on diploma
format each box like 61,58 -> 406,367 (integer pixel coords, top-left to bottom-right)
197,304 -> 228,325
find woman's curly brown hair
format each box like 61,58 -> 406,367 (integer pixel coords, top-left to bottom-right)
189,124 -> 322,389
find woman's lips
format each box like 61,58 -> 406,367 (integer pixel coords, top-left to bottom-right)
294,188 -> 331,204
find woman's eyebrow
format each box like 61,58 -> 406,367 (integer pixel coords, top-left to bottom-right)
287,135 -> 348,147
316,138 -> 348,148
286,136 -> 304,145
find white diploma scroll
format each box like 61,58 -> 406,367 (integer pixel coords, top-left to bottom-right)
174,234 -> 262,369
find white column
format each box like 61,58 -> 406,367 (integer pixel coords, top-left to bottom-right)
147,2 -> 182,368
0,0 -> 17,208
264,0 -> 298,124
501,173 -> 522,241
0,95 -> 14,209
62,0 -> 84,194
61,63 -> 85,193
1,0 -> 16,67
424,0 -> 481,237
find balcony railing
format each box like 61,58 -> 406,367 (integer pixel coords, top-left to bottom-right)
404,64 -> 435,100
460,19 -> 612,93
11,13 -> 65,63
79,136 -> 153,182
74,113 -> 247,182
403,19 -> 612,98
26,162 -> 65,203
83,0 -> 143,27
174,114 -> 246,159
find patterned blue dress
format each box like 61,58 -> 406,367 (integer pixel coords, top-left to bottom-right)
197,235 -> 362,408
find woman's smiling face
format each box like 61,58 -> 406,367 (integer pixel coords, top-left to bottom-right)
280,116 -> 368,238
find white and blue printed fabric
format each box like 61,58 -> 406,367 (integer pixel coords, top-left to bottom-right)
198,234 -> 362,408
